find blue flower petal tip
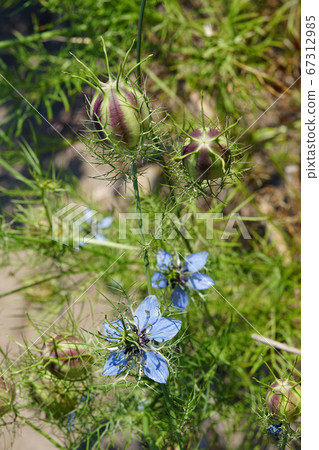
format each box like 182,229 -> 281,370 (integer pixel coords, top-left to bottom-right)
185,251 -> 209,272
188,273 -> 215,290
157,249 -> 173,271
98,216 -> 113,229
171,286 -> 189,309
102,350 -> 131,376
142,351 -> 169,384
151,271 -> 168,289
102,319 -> 124,342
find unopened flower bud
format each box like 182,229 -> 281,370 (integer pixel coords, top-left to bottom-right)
90,80 -> 151,150
43,335 -> 91,380
182,127 -> 229,180
31,375 -> 80,418
0,377 -> 15,417
266,379 -> 301,422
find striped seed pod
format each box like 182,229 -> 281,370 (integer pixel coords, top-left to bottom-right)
43,335 -> 91,381
30,375 -> 80,418
182,127 -> 229,181
266,379 -> 301,422
90,80 -> 151,151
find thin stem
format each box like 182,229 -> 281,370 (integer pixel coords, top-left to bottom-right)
17,415 -> 65,449
161,385 -> 184,450
41,188 -> 52,229
172,220 -> 193,253
130,157 -> 152,295
200,91 -> 205,130
165,167 -> 193,253
136,0 -> 147,86
281,427 -> 289,450
0,270 -> 78,299
101,36 -> 112,81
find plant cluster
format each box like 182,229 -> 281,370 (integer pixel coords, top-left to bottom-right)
0,1 -> 300,449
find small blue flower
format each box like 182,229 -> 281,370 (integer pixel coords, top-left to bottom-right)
67,412 -> 76,431
102,295 -> 181,384
66,394 -> 88,431
92,214 -> 114,243
151,249 -> 214,309
266,424 -> 282,436
76,208 -> 113,249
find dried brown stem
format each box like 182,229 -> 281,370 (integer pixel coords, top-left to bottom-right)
251,334 -> 301,356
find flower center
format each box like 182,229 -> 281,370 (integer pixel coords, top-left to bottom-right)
164,265 -> 187,288
123,324 -> 150,356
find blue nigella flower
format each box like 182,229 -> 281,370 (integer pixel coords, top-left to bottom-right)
266,423 -> 282,436
67,412 -> 76,431
151,249 -> 214,309
102,295 -> 181,384
66,393 -> 88,431
76,208 -> 113,249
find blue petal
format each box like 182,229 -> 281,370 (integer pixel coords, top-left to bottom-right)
142,350 -> 169,383
188,273 -> 215,290
171,285 -> 189,309
95,232 -> 107,242
185,252 -> 209,273
148,318 -> 181,342
83,207 -> 94,224
67,412 -> 76,431
102,350 -> 130,376
134,295 -> 160,331
157,249 -> 173,271
102,320 -> 124,342
151,271 -> 168,289
98,216 -> 113,229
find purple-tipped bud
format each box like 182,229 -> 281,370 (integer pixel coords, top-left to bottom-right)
266,379 -> 301,422
0,377 -> 15,417
182,127 -> 229,180
31,375 -> 80,418
43,335 -> 91,380
90,80 -> 151,150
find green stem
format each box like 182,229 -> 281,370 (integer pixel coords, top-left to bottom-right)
5,232 -> 137,251
0,270 -> 78,299
41,188 -> 52,229
17,415 -> 65,449
161,385 -> 184,450
136,0 -> 147,86
280,427 -> 289,450
200,91 -> 206,130
130,157 -> 152,295
134,1 -> 152,294
165,167 -> 193,253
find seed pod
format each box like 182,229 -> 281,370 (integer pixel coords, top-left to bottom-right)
43,335 -> 91,380
0,377 -> 15,417
30,375 -> 80,418
182,127 -> 229,180
266,379 -> 301,422
90,80 -> 151,150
